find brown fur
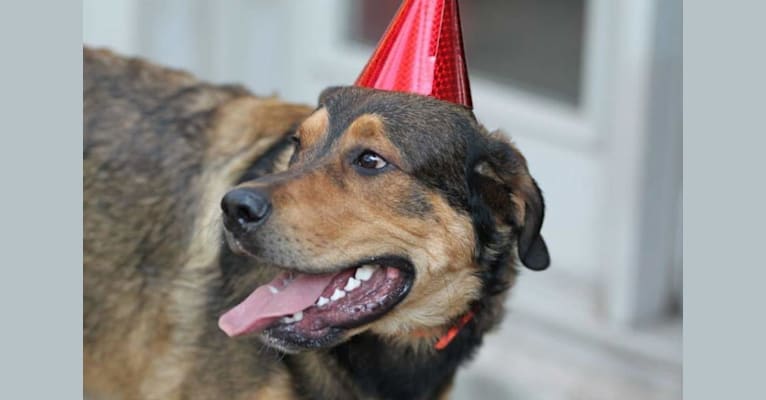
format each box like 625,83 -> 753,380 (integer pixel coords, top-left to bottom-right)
84,48 -> 312,399
84,48 -> 548,399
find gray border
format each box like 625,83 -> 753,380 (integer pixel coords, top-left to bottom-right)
685,1 -> 766,398
0,1 -> 82,398
4,1 -> 766,398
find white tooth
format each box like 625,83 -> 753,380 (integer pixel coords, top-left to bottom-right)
355,265 -> 378,281
316,296 -> 330,307
292,311 -> 303,322
281,316 -> 293,323
268,285 -> 279,294
330,288 -> 346,301
344,277 -> 361,291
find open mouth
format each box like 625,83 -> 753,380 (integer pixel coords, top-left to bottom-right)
218,256 -> 414,346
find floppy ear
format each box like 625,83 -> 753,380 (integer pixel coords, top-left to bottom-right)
470,133 -> 550,271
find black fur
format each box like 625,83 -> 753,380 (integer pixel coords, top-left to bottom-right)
237,132 -> 296,184
329,324 -> 483,400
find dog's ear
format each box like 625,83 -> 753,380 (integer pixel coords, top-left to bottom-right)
469,133 -> 550,271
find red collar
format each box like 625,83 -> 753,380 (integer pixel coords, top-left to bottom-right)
412,309 -> 476,350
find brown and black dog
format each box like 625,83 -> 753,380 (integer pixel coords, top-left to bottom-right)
84,48 -> 549,400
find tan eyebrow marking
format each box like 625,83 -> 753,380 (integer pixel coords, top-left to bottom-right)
296,107 -> 329,149
341,113 -> 405,168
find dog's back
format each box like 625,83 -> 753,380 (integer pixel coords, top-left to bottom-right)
84,48 -> 312,398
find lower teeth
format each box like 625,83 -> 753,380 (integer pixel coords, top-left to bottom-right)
281,311 -> 303,324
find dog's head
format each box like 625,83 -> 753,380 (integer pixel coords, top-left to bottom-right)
219,86 -> 549,352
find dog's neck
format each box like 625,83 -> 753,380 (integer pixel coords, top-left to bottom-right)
280,318 -> 484,400
338,328 -> 483,400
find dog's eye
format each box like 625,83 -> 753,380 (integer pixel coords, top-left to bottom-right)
354,151 -> 388,170
289,134 -> 300,146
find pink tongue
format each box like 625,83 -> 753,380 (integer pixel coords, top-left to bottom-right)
218,271 -> 337,337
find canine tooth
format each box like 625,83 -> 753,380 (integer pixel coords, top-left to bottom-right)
292,311 -> 303,322
330,289 -> 346,301
281,316 -> 293,323
316,296 -> 330,307
344,277 -> 361,291
268,285 -> 279,294
355,265 -> 378,281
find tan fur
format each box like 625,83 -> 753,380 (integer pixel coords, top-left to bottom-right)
368,194 -> 481,343
343,114 -> 407,167
246,371 -> 296,400
296,107 -> 329,149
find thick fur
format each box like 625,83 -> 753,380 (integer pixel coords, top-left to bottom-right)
84,48 -> 549,400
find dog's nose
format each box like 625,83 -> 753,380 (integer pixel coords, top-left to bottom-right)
221,188 -> 272,229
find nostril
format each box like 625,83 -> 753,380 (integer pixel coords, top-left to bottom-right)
235,204 -> 257,224
221,188 -> 271,227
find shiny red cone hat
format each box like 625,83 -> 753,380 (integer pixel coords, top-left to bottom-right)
355,0 -> 473,108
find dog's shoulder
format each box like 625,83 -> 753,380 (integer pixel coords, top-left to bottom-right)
84,47 -> 201,91
83,48 -> 314,399
83,47 -> 250,142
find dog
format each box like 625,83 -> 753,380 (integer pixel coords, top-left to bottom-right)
84,47 -> 549,400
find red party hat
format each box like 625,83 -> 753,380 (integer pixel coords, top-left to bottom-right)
355,0 -> 473,109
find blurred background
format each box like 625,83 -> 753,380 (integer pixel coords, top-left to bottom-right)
83,0 -> 682,399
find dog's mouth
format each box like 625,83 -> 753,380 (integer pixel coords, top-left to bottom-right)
218,257 -> 413,346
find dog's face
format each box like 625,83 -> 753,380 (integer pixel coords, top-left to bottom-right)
220,86 -> 549,352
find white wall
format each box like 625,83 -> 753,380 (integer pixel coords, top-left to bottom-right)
83,0 -> 138,56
